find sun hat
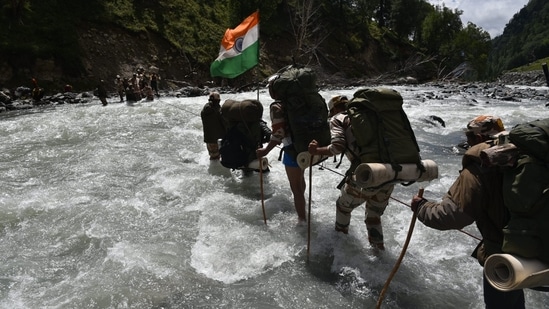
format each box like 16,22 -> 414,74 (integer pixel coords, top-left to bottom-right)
466,115 -> 505,137
328,95 -> 349,111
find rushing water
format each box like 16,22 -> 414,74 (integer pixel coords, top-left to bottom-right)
1,84 -> 548,309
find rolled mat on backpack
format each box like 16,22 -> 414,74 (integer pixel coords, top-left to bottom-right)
484,253 -> 549,291
247,157 -> 269,171
296,152 -> 329,169
353,160 -> 438,188
221,99 -> 263,122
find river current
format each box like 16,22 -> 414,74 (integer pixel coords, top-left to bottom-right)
1,84 -> 548,308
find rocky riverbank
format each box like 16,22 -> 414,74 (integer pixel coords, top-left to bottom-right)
0,85 -> 212,113
1,71 -> 548,114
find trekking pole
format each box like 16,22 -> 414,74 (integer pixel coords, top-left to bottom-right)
259,157 -> 267,225
376,187 -> 423,309
307,154 -> 313,262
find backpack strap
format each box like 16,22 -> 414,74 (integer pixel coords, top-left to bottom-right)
334,152 -> 345,168
336,168 -> 354,189
375,110 -> 403,172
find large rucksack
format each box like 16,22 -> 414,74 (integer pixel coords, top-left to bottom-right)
219,99 -> 266,169
269,66 -> 331,161
219,123 -> 260,169
346,87 -> 423,172
499,118 -> 549,263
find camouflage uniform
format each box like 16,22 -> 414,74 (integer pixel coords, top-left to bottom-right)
327,99 -> 393,250
115,76 -> 125,102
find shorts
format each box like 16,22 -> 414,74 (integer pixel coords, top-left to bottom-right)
282,151 -> 299,168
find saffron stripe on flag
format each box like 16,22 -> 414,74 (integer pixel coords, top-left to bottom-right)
210,11 -> 259,79
221,11 -> 259,51
215,24 -> 259,62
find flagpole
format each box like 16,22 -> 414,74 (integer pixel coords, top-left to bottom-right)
256,9 -> 260,101
255,67 -> 259,101
307,154 -> 313,262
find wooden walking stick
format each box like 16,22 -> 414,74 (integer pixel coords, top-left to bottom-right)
306,156 -> 313,260
375,187 -> 424,309
259,157 -> 267,225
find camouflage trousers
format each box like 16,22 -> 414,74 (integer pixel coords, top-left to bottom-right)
335,180 -> 394,249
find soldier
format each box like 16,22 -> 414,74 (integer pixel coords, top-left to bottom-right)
115,75 -> 125,102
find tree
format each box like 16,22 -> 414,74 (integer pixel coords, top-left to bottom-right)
389,0 -> 430,40
285,0 -> 329,65
420,5 -> 462,52
2,0 -> 29,26
452,22 -> 492,80
420,5 -> 463,76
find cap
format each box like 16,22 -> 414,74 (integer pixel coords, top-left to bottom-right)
466,115 -> 505,137
116,75 -> 121,79
328,95 -> 349,111
209,92 -> 220,101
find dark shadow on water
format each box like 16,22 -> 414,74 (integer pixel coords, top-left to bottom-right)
306,254 -> 339,283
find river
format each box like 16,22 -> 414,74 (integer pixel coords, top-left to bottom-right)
1,84 -> 548,308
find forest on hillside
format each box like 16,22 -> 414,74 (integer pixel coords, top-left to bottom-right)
490,0 -> 549,74
0,0 -> 547,88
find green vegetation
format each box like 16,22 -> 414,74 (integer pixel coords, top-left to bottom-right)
508,57 -> 549,72
0,0 -> 547,87
489,0 -> 549,75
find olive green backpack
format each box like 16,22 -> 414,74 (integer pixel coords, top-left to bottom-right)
346,87 -> 423,173
269,66 -> 331,161
501,118 -> 549,263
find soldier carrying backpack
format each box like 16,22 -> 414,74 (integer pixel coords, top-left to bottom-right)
308,88 -> 435,250
219,99 -> 271,173
410,115 -> 530,308
256,66 -> 331,223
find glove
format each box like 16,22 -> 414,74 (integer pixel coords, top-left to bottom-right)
411,195 -> 427,212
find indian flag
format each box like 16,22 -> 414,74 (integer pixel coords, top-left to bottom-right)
210,11 -> 259,79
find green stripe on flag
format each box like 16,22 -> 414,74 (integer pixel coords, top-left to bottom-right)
210,41 -> 259,79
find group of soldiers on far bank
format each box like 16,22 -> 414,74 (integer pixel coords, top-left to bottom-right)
110,68 -> 161,104
0,66 -> 162,108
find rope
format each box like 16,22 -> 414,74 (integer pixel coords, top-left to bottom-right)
317,162 -> 482,241
376,188 -> 422,309
307,154 -> 313,262
161,99 -> 200,116
389,195 -> 482,241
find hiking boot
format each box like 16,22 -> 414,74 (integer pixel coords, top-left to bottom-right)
335,225 -> 349,234
369,240 -> 385,250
